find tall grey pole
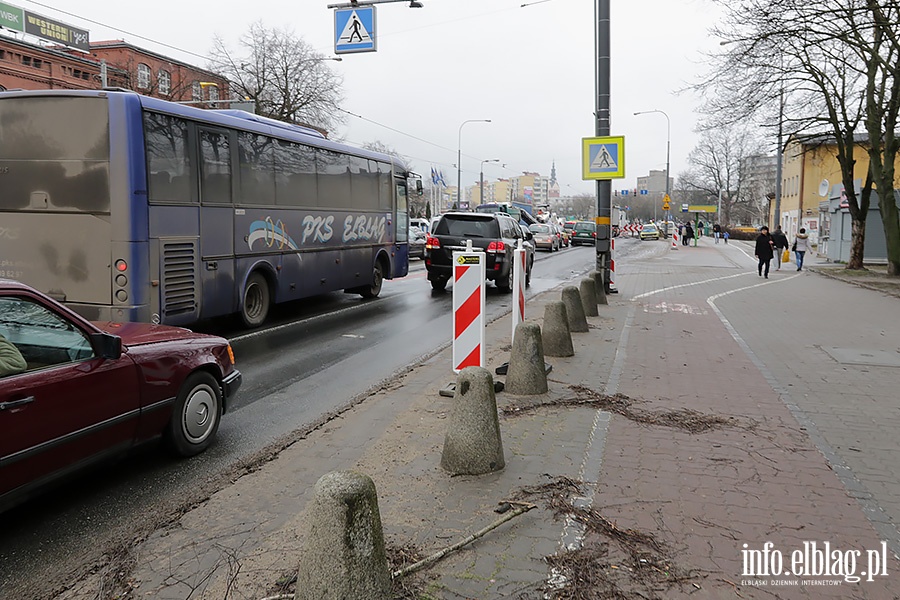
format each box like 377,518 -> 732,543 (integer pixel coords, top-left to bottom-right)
596,0 -> 612,290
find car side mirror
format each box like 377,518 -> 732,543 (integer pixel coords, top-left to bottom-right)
525,231 -> 534,241
90,332 -> 122,360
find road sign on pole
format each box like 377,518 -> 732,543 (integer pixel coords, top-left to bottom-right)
582,136 -> 626,180
334,6 -> 376,54
452,242 -> 486,373
662,193 -> 670,211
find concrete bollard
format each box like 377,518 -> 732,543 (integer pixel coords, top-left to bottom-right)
296,471 -> 391,600
561,286 -> 589,333
580,278 -> 599,317
441,366 -> 505,475
506,322 -> 550,395
542,301 -> 574,357
591,270 -> 608,306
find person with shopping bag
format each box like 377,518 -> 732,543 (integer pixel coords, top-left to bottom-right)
793,228 -> 811,271
771,226 -> 789,270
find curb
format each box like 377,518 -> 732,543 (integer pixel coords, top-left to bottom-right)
808,266 -> 900,299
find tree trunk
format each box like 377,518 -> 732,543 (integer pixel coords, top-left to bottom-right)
847,218 -> 866,270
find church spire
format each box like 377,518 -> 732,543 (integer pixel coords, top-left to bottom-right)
550,160 -> 557,186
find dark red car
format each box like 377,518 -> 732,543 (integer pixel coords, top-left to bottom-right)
0,279 -> 241,512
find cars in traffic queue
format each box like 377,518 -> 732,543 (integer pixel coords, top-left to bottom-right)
528,223 -> 559,252
571,221 -> 597,246
554,223 -> 570,247
425,212 -> 530,291
0,279 -> 242,513
640,224 -> 660,240
408,226 -> 427,259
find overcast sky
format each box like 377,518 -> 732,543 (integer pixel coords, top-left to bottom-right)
20,0 -> 727,196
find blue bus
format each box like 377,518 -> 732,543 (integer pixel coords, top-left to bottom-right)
0,89 -> 410,327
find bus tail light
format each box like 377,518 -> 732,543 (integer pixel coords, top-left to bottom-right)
487,241 -> 505,253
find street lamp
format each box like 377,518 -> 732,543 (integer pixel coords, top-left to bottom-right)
457,119 -> 491,210
480,159 -> 500,207
633,109 -> 671,238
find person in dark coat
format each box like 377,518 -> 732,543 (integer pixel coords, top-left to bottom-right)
771,226 -> 789,270
683,223 -> 694,246
754,226 -> 775,278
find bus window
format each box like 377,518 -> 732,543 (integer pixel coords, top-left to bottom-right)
144,112 -> 192,204
349,156 -> 378,210
274,140 -> 317,207
237,131 -> 275,206
378,162 -> 393,210
199,129 -> 232,204
316,149 -> 351,209
0,97 -> 110,212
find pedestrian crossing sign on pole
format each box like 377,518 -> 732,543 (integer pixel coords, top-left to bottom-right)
334,6 -> 376,54
582,136 -> 625,180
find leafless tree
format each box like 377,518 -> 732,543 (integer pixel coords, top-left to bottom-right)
209,22 -> 345,134
679,125 -> 767,227
700,0 -> 900,273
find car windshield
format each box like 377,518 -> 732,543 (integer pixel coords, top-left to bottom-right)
529,224 -> 550,233
644,225 -> 657,231
435,215 -> 500,238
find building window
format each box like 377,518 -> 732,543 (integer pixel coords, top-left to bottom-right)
192,80 -> 202,101
158,69 -> 171,95
208,85 -> 219,102
137,63 -> 151,89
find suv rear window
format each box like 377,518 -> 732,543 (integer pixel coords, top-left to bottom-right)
435,215 -> 501,238
574,222 -> 595,232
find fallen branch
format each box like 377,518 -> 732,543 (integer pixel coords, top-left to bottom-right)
391,501 -> 536,579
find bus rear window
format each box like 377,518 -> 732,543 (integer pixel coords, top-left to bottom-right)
0,97 -> 110,212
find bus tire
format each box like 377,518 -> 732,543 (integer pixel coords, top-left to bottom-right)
165,372 -> 222,457
241,272 -> 271,327
360,260 -> 384,299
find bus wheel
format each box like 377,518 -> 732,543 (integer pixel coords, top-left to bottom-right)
165,372 -> 222,457
361,261 -> 384,299
242,272 -> 270,327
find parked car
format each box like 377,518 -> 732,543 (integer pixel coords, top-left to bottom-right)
640,224 -> 660,240
529,223 -> 559,252
0,279 -> 242,512
408,226 -> 427,259
571,221 -> 597,246
425,212 -> 530,291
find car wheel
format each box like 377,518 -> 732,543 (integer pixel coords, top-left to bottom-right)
361,260 -> 384,298
525,259 -> 532,287
431,277 -> 448,291
241,272 -> 270,328
165,372 -> 222,457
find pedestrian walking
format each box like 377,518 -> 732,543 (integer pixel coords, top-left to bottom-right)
755,226 -> 774,278
713,223 -> 721,243
683,223 -> 694,246
793,228 -> 811,271
771,225 -> 789,270
723,230 -> 729,244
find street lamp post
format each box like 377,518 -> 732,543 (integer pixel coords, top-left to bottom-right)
457,119 -> 491,210
480,159 -> 500,207
634,109 -> 671,238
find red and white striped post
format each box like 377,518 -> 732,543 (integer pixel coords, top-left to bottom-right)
512,240 -> 526,341
452,241 -> 486,373
672,229 -> 679,249
608,237 -> 617,291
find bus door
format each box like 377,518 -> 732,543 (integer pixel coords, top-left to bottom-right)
394,174 -> 410,278
197,127 -> 236,319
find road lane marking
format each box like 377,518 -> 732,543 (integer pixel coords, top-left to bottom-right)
632,271 -> 752,300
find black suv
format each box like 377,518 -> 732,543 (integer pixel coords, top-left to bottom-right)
425,212 -> 533,291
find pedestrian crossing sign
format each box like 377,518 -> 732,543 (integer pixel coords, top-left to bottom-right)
334,6 -> 376,54
582,136 -> 625,180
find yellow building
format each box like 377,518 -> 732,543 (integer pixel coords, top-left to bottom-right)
777,133 -> 900,246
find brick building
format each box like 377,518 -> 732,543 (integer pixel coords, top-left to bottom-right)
0,33 -> 227,102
